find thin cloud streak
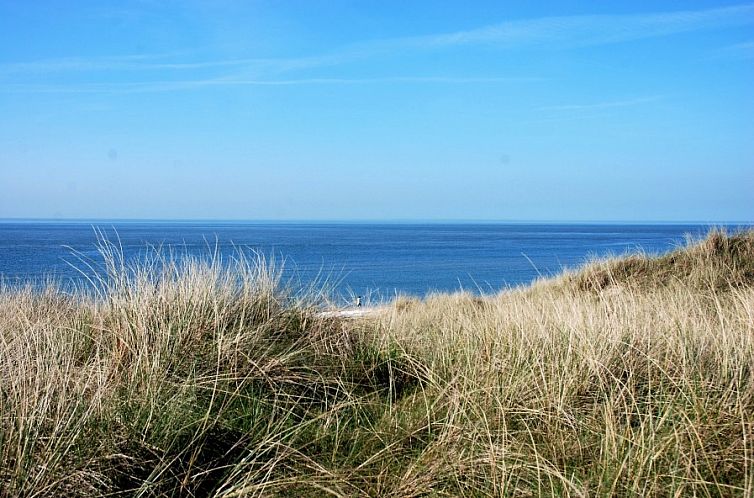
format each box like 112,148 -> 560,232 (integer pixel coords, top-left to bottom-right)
0,53 -> 354,76
389,3 -> 754,50
0,75 -> 542,94
539,96 -> 663,112
714,40 -> 754,59
0,52 -> 186,74
2,3 -> 752,80
727,40 -> 754,50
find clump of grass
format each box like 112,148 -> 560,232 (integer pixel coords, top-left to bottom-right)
574,228 -> 754,291
0,242 -> 381,496
1,230 -> 753,496
393,295 -> 421,313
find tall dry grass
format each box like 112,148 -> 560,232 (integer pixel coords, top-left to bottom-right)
1,230 -> 753,496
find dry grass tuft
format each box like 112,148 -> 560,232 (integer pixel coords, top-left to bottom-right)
574,228 -> 754,292
1,230 -> 753,496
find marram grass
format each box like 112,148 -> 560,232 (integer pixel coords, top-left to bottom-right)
1,230 -> 753,497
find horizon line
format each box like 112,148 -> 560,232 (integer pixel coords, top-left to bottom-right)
1,217 -> 751,226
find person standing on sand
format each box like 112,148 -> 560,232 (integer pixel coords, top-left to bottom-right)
356,296 -> 362,308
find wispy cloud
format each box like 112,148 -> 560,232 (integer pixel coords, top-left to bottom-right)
1,3 -> 752,93
538,96 -> 663,112
714,40 -> 754,59
0,76 -> 542,94
0,52 -> 352,76
387,3 -> 754,50
0,52 -> 193,75
728,40 -> 754,50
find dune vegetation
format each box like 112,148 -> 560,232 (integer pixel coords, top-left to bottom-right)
1,230 -> 753,497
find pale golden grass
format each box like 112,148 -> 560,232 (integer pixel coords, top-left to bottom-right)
1,230 -> 753,496
372,283 -> 754,496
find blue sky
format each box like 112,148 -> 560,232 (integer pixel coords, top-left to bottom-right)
0,1 -> 752,222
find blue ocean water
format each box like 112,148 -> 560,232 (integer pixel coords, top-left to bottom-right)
0,222 -> 748,299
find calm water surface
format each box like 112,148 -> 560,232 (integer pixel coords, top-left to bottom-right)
0,222 -> 748,299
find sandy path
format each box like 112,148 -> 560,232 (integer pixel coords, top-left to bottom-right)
317,307 -> 386,319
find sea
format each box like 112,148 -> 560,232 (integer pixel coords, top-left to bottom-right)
0,221 -> 749,301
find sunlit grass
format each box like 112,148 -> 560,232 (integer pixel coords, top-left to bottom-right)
1,230 -> 753,496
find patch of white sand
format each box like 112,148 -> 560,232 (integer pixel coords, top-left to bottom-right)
317,308 -> 384,319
